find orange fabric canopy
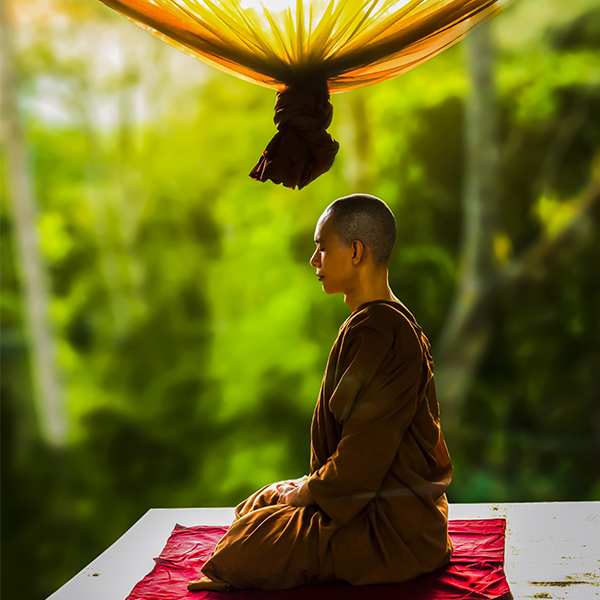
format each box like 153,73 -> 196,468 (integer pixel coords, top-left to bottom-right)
98,0 -> 508,188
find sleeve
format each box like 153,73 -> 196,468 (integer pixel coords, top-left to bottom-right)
306,317 -> 423,525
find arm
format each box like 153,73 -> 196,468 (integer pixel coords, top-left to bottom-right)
307,320 -> 423,525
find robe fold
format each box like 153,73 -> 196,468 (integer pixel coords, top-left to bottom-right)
199,300 -> 453,590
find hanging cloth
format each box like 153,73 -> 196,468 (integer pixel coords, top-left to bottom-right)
98,0 -> 509,188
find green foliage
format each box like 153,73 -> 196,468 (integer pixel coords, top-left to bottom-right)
454,233 -> 600,502
1,1 -> 599,599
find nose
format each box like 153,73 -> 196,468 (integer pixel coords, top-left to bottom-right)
310,248 -> 320,268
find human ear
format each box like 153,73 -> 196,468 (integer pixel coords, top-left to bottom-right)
351,240 -> 364,265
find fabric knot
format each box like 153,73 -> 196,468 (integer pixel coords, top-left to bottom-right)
249,81 -> 340,190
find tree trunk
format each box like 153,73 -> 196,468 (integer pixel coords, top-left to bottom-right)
434,23 -> 600,438
0,0 -> 67,445
435,23 -> 500,436
346,89 -> 373,192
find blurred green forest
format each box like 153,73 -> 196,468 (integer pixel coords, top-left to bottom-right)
1,0 -> 600,598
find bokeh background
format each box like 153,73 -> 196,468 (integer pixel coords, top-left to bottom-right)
1,0 -> 599,598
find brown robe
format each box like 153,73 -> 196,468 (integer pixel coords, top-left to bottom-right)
198,300 -> 453,590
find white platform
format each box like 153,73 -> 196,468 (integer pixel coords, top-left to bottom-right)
47,502 -> 600,600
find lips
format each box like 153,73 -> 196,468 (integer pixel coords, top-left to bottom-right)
316,273 -> 324,281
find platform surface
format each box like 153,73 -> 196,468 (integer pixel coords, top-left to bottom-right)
47,502 -> 600,600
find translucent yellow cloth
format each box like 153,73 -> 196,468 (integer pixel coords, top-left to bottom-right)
99,0 -> 509,188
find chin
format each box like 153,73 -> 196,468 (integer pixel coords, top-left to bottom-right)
322,286 -> 341,296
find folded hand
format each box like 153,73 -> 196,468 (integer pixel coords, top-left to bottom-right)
276,477 -> 315,507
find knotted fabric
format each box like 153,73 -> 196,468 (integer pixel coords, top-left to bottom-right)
250,82 -> 339,190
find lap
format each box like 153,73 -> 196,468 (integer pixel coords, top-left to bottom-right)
234,482 -> 282,518
203,482 -> 336,589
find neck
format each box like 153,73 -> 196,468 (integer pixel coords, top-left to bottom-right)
343,268 -> 399,313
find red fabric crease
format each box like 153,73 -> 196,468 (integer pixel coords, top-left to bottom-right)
126,518 -> 512,600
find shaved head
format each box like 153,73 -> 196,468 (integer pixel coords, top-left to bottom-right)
323,194 -> 396,267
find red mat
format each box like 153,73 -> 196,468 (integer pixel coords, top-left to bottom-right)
127,519 -> 512,600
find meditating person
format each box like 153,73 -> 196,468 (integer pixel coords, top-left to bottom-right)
188,193 -> 453,591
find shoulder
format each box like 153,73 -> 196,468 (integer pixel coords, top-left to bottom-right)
347,301 -> 414,331
344,302 -> 420,346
